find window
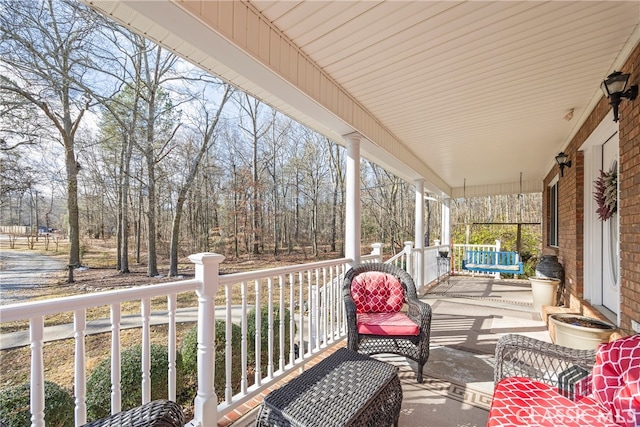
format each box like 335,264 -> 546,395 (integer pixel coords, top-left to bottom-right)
549,179 -> 559,247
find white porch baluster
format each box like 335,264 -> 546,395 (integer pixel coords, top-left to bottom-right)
224,282 -> 233,404
73,310 -> 87,426
141,297 -> 151,404
167,293 -> 177,401
310,272 -> 318,351
288,273 -> 296,364
254,279 -> 262,386
321,267 -> 328,344
30,316 -> 45,427
278,274 -> 286,371
189,252 -> 224,426
337,265 -> 343,336
110,304 -> 122,414
307,271 -> 313,352
267,277 -> 274,379
325,267 -> 332,341
240,280 -> 248,394
298,272 -> 305,358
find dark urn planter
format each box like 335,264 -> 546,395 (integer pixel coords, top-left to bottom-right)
535,255 -> 565,305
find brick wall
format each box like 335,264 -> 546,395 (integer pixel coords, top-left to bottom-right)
618,42 -> 640,334
543,41 -> 640,334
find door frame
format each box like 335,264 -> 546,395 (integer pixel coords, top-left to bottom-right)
579,116 -> 620,324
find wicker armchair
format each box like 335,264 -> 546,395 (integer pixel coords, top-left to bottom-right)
490,334 -> 640,426
81,400 -> 184,427
343,262 -> 432,383
494,334 -> 597,389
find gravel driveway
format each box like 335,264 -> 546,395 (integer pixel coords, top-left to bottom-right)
0,250 -> 67,305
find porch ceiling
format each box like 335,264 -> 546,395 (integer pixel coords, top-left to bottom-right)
85,1 -> 639,198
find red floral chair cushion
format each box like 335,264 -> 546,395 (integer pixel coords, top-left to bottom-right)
351,271 -> 405,314
488,334 -> 640,427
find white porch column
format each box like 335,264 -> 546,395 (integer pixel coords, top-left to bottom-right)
345,133 -> 361,266
441,198 -> 451,245
414,179 -> 425,286
188,252 -> 225,427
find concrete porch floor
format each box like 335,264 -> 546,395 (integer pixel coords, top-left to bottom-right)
228,275 -> 550,427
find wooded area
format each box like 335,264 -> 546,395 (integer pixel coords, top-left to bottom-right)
0,0 -> 542,275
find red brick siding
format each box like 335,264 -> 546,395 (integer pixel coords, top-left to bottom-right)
543,41 -> 640,334
618,42 -> 640,333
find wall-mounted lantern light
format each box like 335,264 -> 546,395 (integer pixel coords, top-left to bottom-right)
555,152 -> 571,177
601,71 -> 638,122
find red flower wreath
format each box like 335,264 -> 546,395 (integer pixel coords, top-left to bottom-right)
593,169 -> 617,221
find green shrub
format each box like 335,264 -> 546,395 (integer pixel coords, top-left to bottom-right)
85,344 -> 183,422
180,320 -> 242,398
247,305 -> 293,377
0,381 -> 74,427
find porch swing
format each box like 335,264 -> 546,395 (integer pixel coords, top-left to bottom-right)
461,175 -> 537,276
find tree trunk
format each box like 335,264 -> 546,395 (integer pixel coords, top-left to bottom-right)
146,142 -> 158,277
119,134 -> 133,274
168,200 -> 183,277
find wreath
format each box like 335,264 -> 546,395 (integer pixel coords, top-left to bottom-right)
593,168 -> 617,221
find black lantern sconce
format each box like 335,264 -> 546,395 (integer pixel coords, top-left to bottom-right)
555,152 -> 571,177
601,71 -> 638,122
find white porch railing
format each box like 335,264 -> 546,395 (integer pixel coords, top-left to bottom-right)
0,240 -> 502,427
0,245 -> 388,427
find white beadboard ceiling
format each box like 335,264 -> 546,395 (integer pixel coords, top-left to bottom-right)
85,1 -> 640,198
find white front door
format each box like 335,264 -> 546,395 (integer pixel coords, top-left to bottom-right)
580,116 -> 620,323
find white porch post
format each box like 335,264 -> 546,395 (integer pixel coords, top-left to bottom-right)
345,133 -> 361,266
414,179 -> 425,286
189,252 -> 225,427
441,198 -> 451,245
370,243 -> 383,262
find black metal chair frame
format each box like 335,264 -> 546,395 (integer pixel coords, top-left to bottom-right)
343,262 -> 432,383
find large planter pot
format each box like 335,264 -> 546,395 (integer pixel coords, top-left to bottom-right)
549,314 -> 616,350
529,277 -> 560,313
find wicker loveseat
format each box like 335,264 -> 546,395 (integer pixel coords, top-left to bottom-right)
343,262 -> 432,383
489,334 -> 640,427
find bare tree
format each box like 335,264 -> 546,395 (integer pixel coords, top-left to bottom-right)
326,138 -> 345,254
0,0 -> 107,268
137,43 -> 181,276
297,130 -> 330,257
236,94 -> 272,255
167,83 -> 232,276
263,114 -> 292,256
